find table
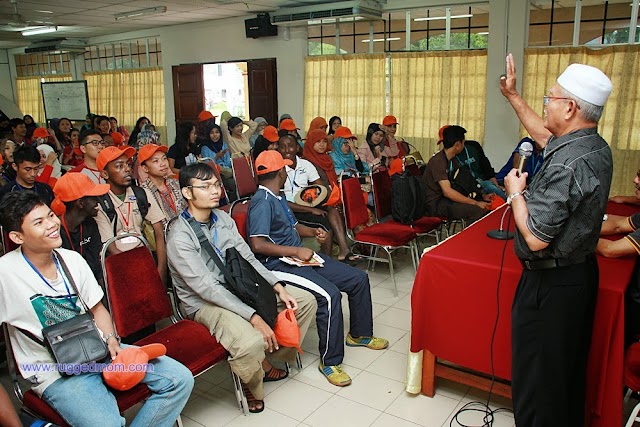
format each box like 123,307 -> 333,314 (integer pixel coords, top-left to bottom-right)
409,202 -> 640,427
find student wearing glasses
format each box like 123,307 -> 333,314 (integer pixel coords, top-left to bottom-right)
69,130 -> 107,184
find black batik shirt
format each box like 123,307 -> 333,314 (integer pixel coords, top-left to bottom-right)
59,217 -> 104,283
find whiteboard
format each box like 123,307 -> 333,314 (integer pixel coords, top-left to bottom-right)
41,81 -> 90,122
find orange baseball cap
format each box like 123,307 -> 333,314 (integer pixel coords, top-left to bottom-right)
334,126 -> 357,140
33,128 -> 50,139
382,115 -> 398,126
53,172 -> 110,202
274,309 -> 302,354
110,132 -> 124,146
437,125 -> 451,144
103,344 -> 166,391
138,143 -> 168,164
279,118 -> 299,132
198,111 -> 217,122
388,158 -> 404,176
263,125 -> 279,143
254,150 -> 292,175
97,146 -> 135,172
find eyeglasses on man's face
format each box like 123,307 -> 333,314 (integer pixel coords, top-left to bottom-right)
188,182 -> 223,192
542,95 -> 571,106
83,139 -> 106,147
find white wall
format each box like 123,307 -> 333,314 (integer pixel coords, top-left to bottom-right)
0,49 -> 16,103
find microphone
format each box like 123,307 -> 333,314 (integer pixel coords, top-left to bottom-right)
516,141 -> 534,177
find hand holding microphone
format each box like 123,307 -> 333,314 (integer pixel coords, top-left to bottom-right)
504,140 -> 533,197
516,140 -> 534,177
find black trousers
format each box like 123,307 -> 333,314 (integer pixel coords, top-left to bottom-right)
511,256 -> 598,427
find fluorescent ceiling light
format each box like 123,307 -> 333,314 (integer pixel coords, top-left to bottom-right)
22,26 -> 57,36
362,37 -> 401,42
114,6 -> 167,21
34,10 -> 54,14
414,14 -> 473,22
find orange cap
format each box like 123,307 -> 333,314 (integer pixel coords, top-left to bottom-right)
254,150 -> 292,175
279,118 -> 299,132
263,125 -> 279,143
97,146 -> 135,172
324,183 -> 341,206
437,125 -> 451,144
53,172 -> 110,202
388,158 -> 404,177
110,132 -> 124,146
198,111 -> 216,122
334,126 -> 357,140
103,344 -> 166,391
382,115 -> 398,126
273,309 -> 303,354
33,128 -> 49,139
137,143 -> 168,164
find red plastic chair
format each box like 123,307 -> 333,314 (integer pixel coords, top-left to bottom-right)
370,171 -> 442,246
230,199 -> 250,243
625,343 -> 640,426
231,156 -> 257,199
100,234 -> 248,414
340,176 -> 418,297
1,226 -> 20,255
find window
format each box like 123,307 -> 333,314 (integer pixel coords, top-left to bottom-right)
83,37 -> 161,72
15,53 -> 71,77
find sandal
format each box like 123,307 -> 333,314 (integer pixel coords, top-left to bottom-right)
338,252 -> 361,264
241,383 -> 265,413
263,366 -> 288,382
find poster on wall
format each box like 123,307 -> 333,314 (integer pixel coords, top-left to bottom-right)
41,80 -> 90,122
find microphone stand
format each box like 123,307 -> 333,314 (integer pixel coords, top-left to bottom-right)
487,206 -> 513,240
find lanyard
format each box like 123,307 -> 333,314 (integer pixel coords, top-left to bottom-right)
277,194 -> 297,228
22,252 -> 77,310
287,169 -> 298,195
61,216 -> 83,255
117,202 -> 132,230
159,184 -> 177,214
181,209 -> 224,259
453,147 -> 477,179
86,168 -> 102,183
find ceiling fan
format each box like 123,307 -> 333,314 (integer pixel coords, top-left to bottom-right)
0,0 -> 53,31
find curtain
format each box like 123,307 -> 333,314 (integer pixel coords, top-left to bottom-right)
390,51 -> 488,158
16,74 -> 73,125
84,67 -> 166,146
304,54 -> 386,137
523,46 -> 640,196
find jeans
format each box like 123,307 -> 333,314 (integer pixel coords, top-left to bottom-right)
480,179 -> 506,201
41,348 -> 194,427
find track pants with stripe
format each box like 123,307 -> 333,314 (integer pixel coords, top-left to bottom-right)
269,254 -> 373,366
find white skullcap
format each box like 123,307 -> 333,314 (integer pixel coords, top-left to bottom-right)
556,64 -> 612,107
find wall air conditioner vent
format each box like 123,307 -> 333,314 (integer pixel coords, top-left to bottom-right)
271,1 -> 383,26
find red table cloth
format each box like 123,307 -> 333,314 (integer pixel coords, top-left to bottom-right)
410,203 -> 639,427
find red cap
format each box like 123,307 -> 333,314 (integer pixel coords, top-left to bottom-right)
263,125 -> 279,143
273,309 -> 302,354
33,128 -> 49,139
198,111 -> 216,122
334,126 -> 357,140
97,146 -> 135,172
137,143 -> 168,164
254,150 -> 292,175
437,125 -> 451,144
110,132 -> 124,146
388,158 -> 403,177
53,172 -> 110,202
279,118 -> 299,132
382,115 -> 398,126
103,344 -> 166,391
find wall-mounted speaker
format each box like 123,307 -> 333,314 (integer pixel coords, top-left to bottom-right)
245,13 -> 278,39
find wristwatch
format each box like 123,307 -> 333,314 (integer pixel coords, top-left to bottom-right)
104,331 -> 120,344
506,191 -> 522,205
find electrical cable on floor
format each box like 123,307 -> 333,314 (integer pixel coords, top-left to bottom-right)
449,208 -> 515,426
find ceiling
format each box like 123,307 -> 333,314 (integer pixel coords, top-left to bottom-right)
0,0 -> 325,49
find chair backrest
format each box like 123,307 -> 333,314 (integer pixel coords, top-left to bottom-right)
232,156 -> 257,199
101,235 -> 173,338
230,199 -> 250,243
341,176 -> 369,230
406,163 -> 421,177
371,171 -> 393,220
1,226 -> 19,254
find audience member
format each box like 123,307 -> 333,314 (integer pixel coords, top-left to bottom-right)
328,116 -> 341,135
307,116 -> 328,134
94,146 -> 168,282
167,162 -> 317,413
380,115 -> 405,158
128,116 -> 150,146
221,115 -> 258,157
168,122 -> 199,175
279,118 -> 303,147
81,113 -> 94,132
0,138 -> 16,185
495,137 -> 544,186
23,114 -> 37,139
95,115 -> 111,136
330,127 -> 368,176
134,123 -> 160,150
609,169 -> 640,206
250,117 -> 268,148
69,130 -> 107,184
0,145 -> 54,205
110,131 -> 125,148
0,191 -> 193,426
109,116 -> 130,143
199,122 -> 236,201
55,118 -> 73,150
9,118 -> 29,146
248,150 -> 387,387
196,111 -> 217,150
139,144 -> 187,226
358,123 -> 388,172
251,125 -> 279,161
423,125 -> 489,223
36,144 -> 61,187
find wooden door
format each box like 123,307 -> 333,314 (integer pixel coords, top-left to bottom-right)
172,64 -> 204,127
247,59 -> 278,125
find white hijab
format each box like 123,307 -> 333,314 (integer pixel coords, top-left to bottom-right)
37,144 -> 62,179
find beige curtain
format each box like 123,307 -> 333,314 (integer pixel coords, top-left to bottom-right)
390,51 -> 488,158
16,74 -> 73,125
304,54 -> 386,137
84,67 -> 166,146
523,46 -> 640,196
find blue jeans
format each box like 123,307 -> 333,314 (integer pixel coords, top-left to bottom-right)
41,349 -> 194,427
481,179 -> 506,201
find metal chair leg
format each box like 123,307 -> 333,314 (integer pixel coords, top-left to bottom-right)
231,370 -> 249,415
296,352 -> 303,371
384,247 -> 397,297
176,415 -> 184,427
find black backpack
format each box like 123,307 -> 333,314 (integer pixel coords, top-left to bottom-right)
391,171 -> 428,224
98,185 -> 150,234
449,165 -> 483,201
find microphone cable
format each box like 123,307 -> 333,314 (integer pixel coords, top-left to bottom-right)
449,208 -> 514,426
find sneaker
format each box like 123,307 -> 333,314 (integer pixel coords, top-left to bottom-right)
346,333 -> 389,350
318,363 -> 352,387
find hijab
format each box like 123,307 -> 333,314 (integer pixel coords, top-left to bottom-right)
366,123 -> 384,154
37,144 -> 62,179
202,122 -> 224,153
307,117 -> 328,135
250,117 -> 267,148
330,136 -> 369,175
302,129 -> 338,184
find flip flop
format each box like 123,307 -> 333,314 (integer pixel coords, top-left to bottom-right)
338,252 -> 361,264
241,383 -> 265,413
263,366 -> 288,382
